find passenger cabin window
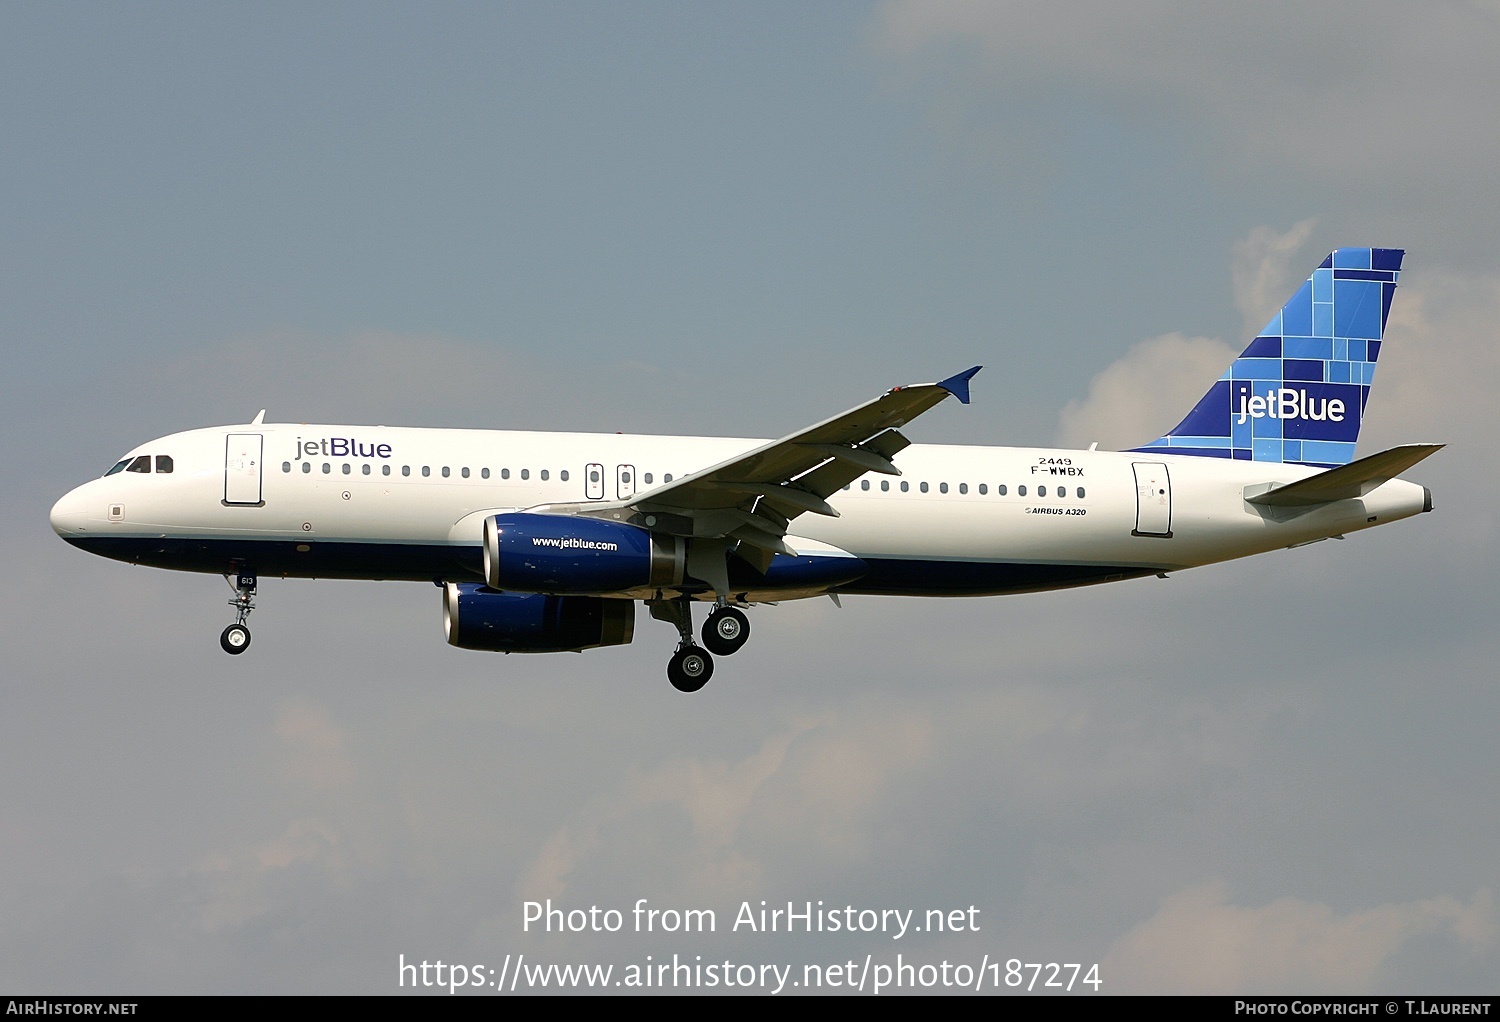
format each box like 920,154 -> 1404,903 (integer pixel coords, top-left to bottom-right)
501,468 -> 510,479
560,469 -> 569,482
998,484 -> 1008,495
520,469 -> 530,480
900,481 -> 909,492
461,467 -> 470,478
481,468 -> 489,479
541,469 -> 549,481
126,456 -> 151,474
402,465 -> 411,477
302,462 -> 312,474
283,462 -> 291,473
155,455 -> 173,474
441,466 -> 450,478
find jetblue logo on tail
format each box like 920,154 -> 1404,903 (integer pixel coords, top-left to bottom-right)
1235,386 -> 1345,425
1132,247 -> 1402,468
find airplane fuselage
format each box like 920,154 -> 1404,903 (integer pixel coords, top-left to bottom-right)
49,422 -> 1431,598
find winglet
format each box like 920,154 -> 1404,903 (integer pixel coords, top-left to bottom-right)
250,409 -> 266,426
937,366 -> 983,405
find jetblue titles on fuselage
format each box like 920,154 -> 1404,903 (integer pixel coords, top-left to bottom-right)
295,437 -> 393,461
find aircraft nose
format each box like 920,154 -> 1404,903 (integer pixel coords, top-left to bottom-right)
50,485 -> 90,538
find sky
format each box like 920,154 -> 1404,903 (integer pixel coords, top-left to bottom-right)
3,0 -> 1497,995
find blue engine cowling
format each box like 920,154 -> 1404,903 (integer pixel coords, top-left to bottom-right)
483,513 -> 684,594
443,583 -> 635,652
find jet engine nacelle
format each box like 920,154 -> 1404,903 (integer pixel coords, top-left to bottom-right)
482,513 -> 684,595
443,582 -> 635,653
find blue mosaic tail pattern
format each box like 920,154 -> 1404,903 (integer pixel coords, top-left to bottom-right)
1132,248 -> 1403,468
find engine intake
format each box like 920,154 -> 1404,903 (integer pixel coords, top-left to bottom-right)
444,583 -> 635,653
483,513 -> 684,594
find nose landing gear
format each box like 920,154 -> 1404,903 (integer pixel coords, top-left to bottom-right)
220,572 -> 257,655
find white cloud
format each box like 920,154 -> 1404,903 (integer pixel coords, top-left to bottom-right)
274,698 -> 355,792
1056,224 -> 1500,476
1105,881 -> 1496,993
193,820 -> 347,934
513,708 -> 933,905
1368,268 -> 1500,450
1232,220 -> 1316,338
1055,332 -> 1236,451
1054,219 -> 1313,449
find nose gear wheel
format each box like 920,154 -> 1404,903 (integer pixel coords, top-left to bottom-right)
220,572 -> 257,655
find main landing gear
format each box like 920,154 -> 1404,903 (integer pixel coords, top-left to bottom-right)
702,605 -> 750,656
220,572 -> 256,655
667,646 -> 713,693
649,599 -> 752,693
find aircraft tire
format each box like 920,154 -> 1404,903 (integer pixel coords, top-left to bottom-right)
702,607 -> 749,656
667,646 -> 713,693
220,624 -> 251,655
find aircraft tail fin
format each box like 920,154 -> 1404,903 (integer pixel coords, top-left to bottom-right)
1132,247 -> 1404,467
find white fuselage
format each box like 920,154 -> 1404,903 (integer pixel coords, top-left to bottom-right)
49,422 -> 1431,599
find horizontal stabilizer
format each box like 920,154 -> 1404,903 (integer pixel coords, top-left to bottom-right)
1245,444 -> 1443,507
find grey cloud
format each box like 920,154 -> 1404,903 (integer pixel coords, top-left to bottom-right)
1104,881 -> 1496,994
874,1 -> 1500,188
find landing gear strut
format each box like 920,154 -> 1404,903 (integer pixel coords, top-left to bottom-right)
649,598 -> 713,693
220,572 -> 257,655
702,605 -> 750,657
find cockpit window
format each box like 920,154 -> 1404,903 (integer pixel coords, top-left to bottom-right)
126,456 -> 152,474
104,459 -> 130,477
155,455 -> 173,474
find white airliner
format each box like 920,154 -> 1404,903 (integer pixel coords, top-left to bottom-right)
51,248 -> 1439,691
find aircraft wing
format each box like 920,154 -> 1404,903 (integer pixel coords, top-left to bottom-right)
537,367 -> 981,558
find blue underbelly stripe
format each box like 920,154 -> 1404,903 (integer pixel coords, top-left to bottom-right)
65,535 -> 1150,596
